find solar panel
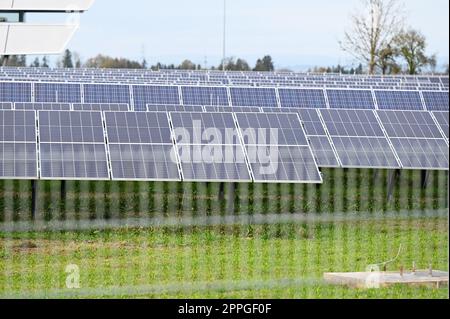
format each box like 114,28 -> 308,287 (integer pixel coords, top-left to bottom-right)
235,112 -> 322,183
422,91 -> 449,111
230,87 -> 278,107
38,111 -> 109,179
108,144 -> 180,181
235,112 -> 308,146
35,83 -> 81,103
0,82 -> 32,103
375,90 -> 424,110
181,86 -> 229,106
432,111 -> 449,140
105,111 -> 180,181
0,110 -> 37,179
84,84 -> 131,106
204,106 -> 262,113
0,102 -> 12,110
320,109 -> 400,168
278,89 -> 327,108
377,110 -> 448,169
39,111 -> 105,143
388,138 -> 449,170
104,112 -> 172,144
133,86 -> 180,111
15,102 -> 71,111
73,103 -> 129,111
320,109 -> 385,137
377,110 -> 443,139
326,90 -> 375,109
171,112 -> 251,182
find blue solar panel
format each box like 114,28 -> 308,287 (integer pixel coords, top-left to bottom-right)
15,103 -> 71,111
35,83 -> 81,103
171,112 -> 238,145
235,112 -> 308,146
84,84 -> 131,105
331,136 -> 399,168
0,110 -> 37,179
133,86 -> 179,111
320,109 -> 399,168
432,111 -> 449,140
0,110 -> 36,142
320,109 -> 384,137
104,112 -> 172,144
109,144 -> 180,181
375,90 -> 424,110
230,88 -> 278,107
40,143 -> 109,180
422,91 -> 449,111
181,86 -> 229,106
146,104 -> 184,112
389,138 -> 449,170
377,110 -> 443,139
73,103 -> 129,111
278,89 -> 327,108
0,83 -> 32,103
327,90 -> 375,109
38,111 -> 105,143
178,144 -> 251,182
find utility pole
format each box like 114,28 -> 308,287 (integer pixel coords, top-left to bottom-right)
222,0 -> 227,71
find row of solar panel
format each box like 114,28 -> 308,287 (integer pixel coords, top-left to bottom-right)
0,109 -> 447,183
0,110 -> 322,183
0,82 -> 448,111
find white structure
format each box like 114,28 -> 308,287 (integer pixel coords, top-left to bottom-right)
0,0 -> 94,56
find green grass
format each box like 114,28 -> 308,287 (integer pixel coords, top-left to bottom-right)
0,168 -> 448,299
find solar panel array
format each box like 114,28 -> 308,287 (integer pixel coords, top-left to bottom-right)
0,68 -> 448,182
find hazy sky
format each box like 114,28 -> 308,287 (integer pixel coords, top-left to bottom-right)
27,0 -> 449,70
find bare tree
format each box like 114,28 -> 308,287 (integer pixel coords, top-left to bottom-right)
340,0 -> 404,74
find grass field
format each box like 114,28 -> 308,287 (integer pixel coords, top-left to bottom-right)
0,169 -> 448,299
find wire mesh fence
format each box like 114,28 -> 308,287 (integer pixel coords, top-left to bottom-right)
0,168 -> 448,298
